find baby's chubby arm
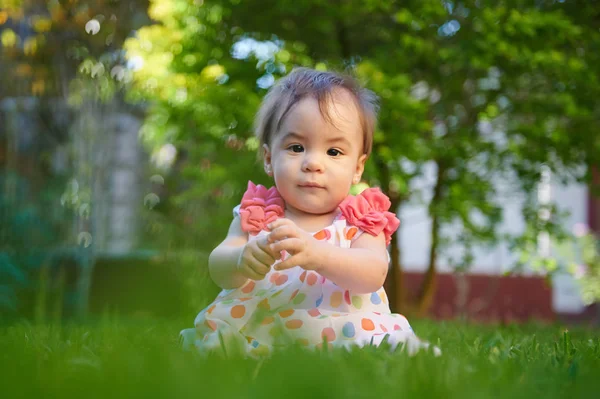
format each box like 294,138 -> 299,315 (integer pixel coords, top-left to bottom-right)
208,216 -> 278,289
268,219 -> 388,294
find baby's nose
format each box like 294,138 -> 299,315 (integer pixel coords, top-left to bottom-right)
302,153 -> 324,172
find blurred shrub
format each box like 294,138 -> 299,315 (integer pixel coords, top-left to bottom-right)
89,250 -> 219,320
0,171 -> 74,320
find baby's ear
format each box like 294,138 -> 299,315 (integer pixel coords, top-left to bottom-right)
263,144 -> 273,176
354,153 -> 367,182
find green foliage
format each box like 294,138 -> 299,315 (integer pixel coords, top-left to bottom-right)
85,250 -> 218,320
0,0 -> 153,317
1,319 -> 600,397
126,0 -> 600,264
571,234 -> 600,305
550,231 -> 600,305
0,170 -> 73,315
0,0 -> 150,97
511,215 -> 600,305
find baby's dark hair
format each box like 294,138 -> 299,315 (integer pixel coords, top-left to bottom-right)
254,67 -> 379,156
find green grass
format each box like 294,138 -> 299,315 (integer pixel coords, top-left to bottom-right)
1,317 -> 599,398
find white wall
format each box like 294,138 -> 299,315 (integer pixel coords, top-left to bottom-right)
550,178 -> 588,313
396,161 -> 589,313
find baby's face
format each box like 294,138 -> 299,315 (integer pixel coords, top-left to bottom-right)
264,90 -> 367,218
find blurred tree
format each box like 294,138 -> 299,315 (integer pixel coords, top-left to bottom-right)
0,0 -> 150,316
126,0 -> 600,315
0,0 -> 149,98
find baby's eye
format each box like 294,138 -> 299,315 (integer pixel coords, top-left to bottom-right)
327,148 -> 342,157
288,144 -> 304,153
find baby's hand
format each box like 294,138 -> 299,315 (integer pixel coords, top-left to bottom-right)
267,218 -> 322,272
237,235 -> 277,280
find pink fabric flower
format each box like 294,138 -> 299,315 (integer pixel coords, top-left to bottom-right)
338,188 -> 400,245
238,181 -> 285,235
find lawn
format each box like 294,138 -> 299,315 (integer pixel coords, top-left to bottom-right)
1,317 -> 599,398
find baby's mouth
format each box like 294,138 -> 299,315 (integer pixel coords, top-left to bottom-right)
299,182 -> 325,189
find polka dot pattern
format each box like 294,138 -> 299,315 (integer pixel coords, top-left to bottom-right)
279,309 -> 294,318
342,322 -> 355,338
188,190 -> 420,356
275,274 -> 288,286
321,327 -> 336,343
241,281 -> 256,294
315,294 -> 323,307
313,229 -> 332,241
290,289 -> 300,301
230,305 -> 245,319
330,291 -> 343,307
299,271 -> 307,283
370,292 -> 382,305
285,319 -> 303,329
205,320 -> 217,331
344,290 -> 352,305
345,226 -> 358,240
292,292 -> 306,305
361,318 -> 375,331
257,298 -> 270,310
308,308 -> 321,317
380,292 -> 388,304
352,296 -> 363,309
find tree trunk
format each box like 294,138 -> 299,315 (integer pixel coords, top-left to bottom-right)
372,153 -> 406,312
333,9 -> 409,312
417,160 -> 446,316
385,214 -> 405,313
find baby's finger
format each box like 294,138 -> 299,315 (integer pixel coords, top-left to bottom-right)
274,254 -> 301,271
268,225 -> 297,243
247,256 -> 271,276
254,248 -> 276,266
255,235 -> 272,252
267,218 -> 295,231
239,263 -> 267,281
270,238 -> 302,255
253,236 -> 277,259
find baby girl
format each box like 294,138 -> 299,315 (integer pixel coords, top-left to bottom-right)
181,67 -> 435,357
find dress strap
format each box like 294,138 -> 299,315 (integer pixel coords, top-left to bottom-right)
337,188 -> 400,245
236,181 -> 285,235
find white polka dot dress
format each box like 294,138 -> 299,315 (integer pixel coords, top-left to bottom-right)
182,182 -> 430,357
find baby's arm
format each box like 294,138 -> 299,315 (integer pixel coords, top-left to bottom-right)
209,216 -> 276,289
268,219 -> 388,293
311,233 -> 388,294
208,216 -> 249,289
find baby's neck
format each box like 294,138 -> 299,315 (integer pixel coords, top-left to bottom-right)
283,207 -> 339,233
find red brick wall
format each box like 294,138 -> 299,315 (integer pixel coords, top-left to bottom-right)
402,272 -> 555,322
